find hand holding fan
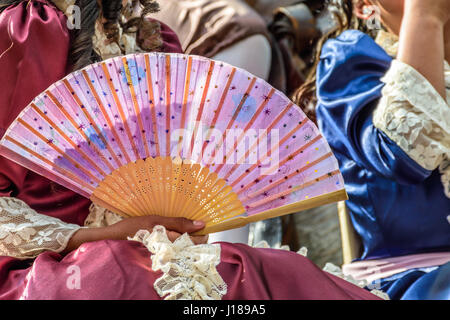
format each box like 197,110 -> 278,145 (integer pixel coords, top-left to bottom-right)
0,53 -> 347,235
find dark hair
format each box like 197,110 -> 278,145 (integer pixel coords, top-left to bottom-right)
0,0 -> 162,72
73,0 -> 162,71
292,0 -> 373,122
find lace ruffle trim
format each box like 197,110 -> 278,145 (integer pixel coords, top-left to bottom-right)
130,225 -> 227,300
373,59 -> 450,197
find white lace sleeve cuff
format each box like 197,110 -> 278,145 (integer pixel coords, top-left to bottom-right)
84,203 -> 124,228
373,59 -> 450,172
130,225 -> 227,300
0,197 -> 81,259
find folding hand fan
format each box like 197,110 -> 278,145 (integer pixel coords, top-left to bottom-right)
0,53 -> 347,235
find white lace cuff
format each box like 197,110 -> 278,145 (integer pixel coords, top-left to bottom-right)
373,59 -> 450,196
130,225 -> 227,300
379,60 -> 449,131
84,203 -> 124,228
0,197 -> 81,259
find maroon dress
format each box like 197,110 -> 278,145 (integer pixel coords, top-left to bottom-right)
0,0 -> 379,300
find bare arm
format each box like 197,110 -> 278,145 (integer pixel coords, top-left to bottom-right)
397,0 -> 450,98
63,216 -> 208,254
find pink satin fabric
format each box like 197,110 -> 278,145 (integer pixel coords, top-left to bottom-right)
0,0 -> 379,300
0,240 -> 379,300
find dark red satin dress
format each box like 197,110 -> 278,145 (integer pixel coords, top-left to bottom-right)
0,0 -> 379,300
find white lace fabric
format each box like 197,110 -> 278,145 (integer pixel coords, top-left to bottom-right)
0,197 -> 81,259
373,31 -> 450,197
130,225 -> 227,300
84,203 -> 124,228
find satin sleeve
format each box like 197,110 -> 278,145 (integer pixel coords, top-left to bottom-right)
315,30 -> 432,185
0,0 -> 70,197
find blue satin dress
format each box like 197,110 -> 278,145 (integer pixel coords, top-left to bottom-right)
315,30 -> 450,300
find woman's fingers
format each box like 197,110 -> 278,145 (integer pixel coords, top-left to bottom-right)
151,216 -> 205,234
190,235 -> 209,245
166,230 -> 182,242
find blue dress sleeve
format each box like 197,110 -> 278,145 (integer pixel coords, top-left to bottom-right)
315,30 -> 431,185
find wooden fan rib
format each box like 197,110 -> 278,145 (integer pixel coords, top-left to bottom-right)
90,194 -> 132,218
204,202 -> 246,225
122,57 -> 151,158
191,60 -> 215,163
213,87 -> 276,174
45,90 -> 118,172
90,180 -> 134,215
246,169 -> 342,209
136,159 -> 160,215
197,196 -> 245,224
160,156 -> 173,216
176,163 -> 202,214
117,164 -> 150,215
193,189 -> 348,235
101,171 -> 144,216
3,135 -> 95,193
229,115 -> 308,189
157,157 -> 172,215
16,118 -> 101,185
135,159 -> 158,215
222,102 -> 294,181
240,151 -> 334,198
190,185 -> 235,220
177,167 -> 214,218
236,135 -> 324,196
93,180 -> 142,217
110,58 -> 147,160
29,103 -> 108,178
61,80 -> 120,172
171,161 -> 195,216
188,179 -> 227,218
101,63 -> 139,161
144,54 -> 161,157
166,157 -> 181,217
261,135 -> 323,176
201,68 -> 237,158
81,69 -> 128,168
146,157 -> 165,215
176,56 -> 193,157
139,157 -> 159,214
165,55 -> 172,157
205,77 -> 257,167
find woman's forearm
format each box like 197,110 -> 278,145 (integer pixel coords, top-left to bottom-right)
62,216 -> 209,255
62,227 -> 112,254
397,1 -> 446,98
